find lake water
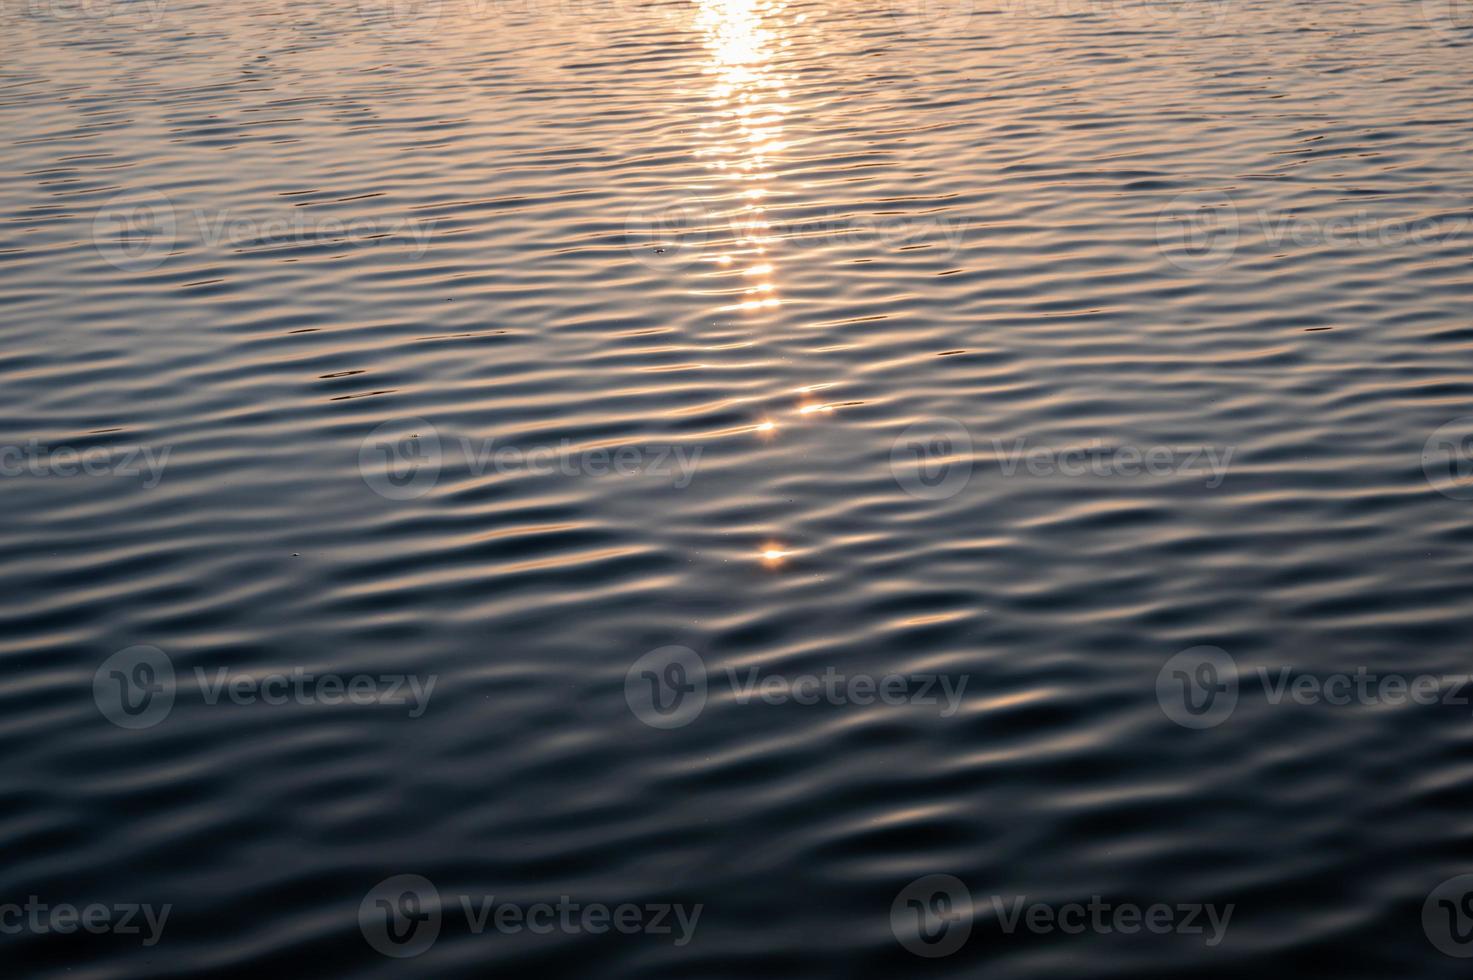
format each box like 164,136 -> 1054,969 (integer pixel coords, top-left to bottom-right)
3,0 -> 1473,975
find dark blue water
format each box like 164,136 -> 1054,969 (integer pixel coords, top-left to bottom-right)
3,0 -> 1473,975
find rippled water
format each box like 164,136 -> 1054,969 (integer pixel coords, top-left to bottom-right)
3,0 -> 1473,975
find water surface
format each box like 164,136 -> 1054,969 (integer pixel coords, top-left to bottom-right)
3,0 -> 1473,976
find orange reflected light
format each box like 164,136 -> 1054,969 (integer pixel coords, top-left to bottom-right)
760,543 -> 791,566
693,0 -> 787,312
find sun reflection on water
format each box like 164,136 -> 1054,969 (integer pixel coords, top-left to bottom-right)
692,2 -> 838,571
760,544 -> 792,567
695,0 -> 791,313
